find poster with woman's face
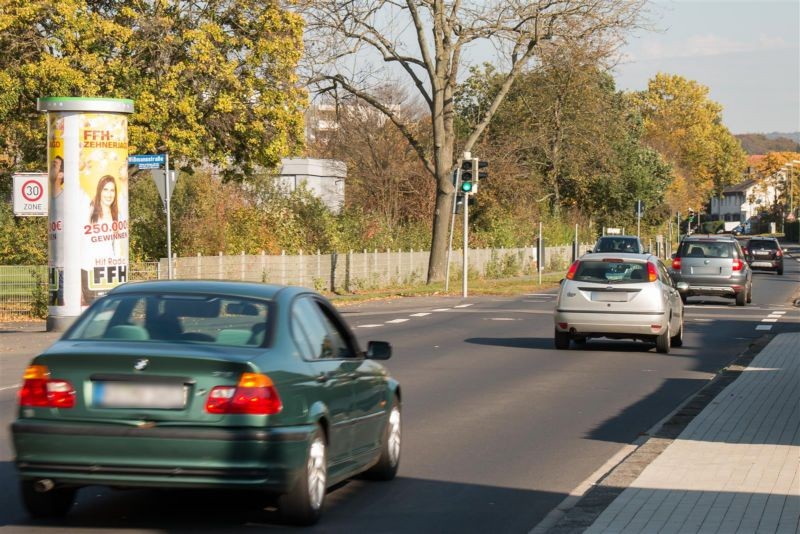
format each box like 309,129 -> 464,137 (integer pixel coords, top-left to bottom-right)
79,113 -> 129,306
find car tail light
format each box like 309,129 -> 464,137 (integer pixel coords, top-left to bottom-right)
732,258 -> 743,271
18,365 -> 75,409
566,261 -> 580,280
647,262 -> 658,282
206,373 -> 282,415
776,248 -> 782,258
672,257 -> 681,270
558,323 -> 568,330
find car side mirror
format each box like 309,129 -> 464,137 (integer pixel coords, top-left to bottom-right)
559,278 -> 565,285
366,340 -> 392,360
670,253 -> 677,259
676,282 -> 689,292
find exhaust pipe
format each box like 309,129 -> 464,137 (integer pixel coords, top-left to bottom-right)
34,479 -> 55,493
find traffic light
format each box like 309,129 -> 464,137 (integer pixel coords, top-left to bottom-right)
460,159 -> 475,194
477,159 -> 488,182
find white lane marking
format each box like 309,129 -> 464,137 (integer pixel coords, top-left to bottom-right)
358,324 -> 383,328
692,318 -> 713,322
0,384 -> 20,392
761,319 -> 778,323
385,319 -> 409,324
491,318 -> 517,321
432,308 -> 451,312
409,312 -> 431,317
454,304 -> 473,308
770,311 -> 787,315
756,325 -> 773,331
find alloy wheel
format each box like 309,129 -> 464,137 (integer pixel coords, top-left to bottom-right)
307,438 -> 326,510
387,406 -> 401,466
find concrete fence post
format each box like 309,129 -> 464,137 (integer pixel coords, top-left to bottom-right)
299,250 -> 304,287
196,253 -> 201,279
240,251 -> 245,281
346,250 -> 353,292
261,251 -> 266,283
218,252 -> 223,280
281,250 -> 286,286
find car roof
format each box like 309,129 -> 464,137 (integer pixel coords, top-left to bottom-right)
108,280 -> 309,301
747,236 -> 777,241
580,252 -> 655,262
597,235 -> 640,240
682,234 -> 737,242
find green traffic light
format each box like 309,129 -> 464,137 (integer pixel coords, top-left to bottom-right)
461,181 -> 473,192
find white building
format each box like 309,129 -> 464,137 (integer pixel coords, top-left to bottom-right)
709,177 -> 780,223
277,158 -> 346,213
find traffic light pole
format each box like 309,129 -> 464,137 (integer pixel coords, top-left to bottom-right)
462,189 -> 469,298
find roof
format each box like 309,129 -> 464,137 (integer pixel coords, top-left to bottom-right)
580,252 -> 654,261
722,179 -> 758,194
108,280 -> 307,300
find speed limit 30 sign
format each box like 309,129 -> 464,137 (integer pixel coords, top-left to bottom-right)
13,173 -> 49,216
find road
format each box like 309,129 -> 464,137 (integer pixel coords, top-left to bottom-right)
0,257 -> 798,533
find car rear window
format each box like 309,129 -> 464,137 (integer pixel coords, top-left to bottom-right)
678,241 -> 736,259
747,240 -> 779,250
572,260 -> 649,284
593,238 -> 641,253
65,294 -> 272,346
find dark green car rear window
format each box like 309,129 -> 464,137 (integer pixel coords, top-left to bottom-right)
573,260 -> 649,284
65,294 -> 273,347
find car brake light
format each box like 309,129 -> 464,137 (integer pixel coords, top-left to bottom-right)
18,365 -> 75,408
732,258 -> 743,271
776,248 -> 782,258
206,373 -> 282,415
647,262 -> 658,282
566,261 -> 580,280
672,257 -> 681,270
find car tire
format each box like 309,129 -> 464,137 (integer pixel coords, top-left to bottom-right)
736,290 -> 746,307
656,325 -> 671,354
746,284 -> 752,304
554,330 -> 570,350
680,294 -> 687,305
778,268 -> 783,276
363,397 -> 401,481
574,337 -> 587,345
670,317 -> 683,348
20,480 -> 77,519
280,426 -> 327,526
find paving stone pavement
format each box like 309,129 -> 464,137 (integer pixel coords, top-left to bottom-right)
583,333 -> 800,534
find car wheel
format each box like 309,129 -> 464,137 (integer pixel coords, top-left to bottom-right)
746,284 -> 752,304
574,337 -> 587,345
735,290 -> 746,306
777,268 -> 783,276
680,294 -> 687,304
280,426 -> 327,526
554,329 -> 570,350
364,397 -> 401,481
20,480 -> 76,518
656,325 -> 671,354
670,317 -> 683,348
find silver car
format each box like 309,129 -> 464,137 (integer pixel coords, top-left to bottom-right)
554,253 -> 684,353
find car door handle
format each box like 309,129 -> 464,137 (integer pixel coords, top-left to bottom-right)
315,372 -> 332,383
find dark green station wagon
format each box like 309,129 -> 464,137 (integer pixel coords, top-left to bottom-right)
11,281 -> 401,525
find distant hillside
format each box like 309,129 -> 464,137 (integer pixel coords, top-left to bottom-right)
735,133 -> 800,155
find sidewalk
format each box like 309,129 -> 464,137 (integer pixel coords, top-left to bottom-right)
583,332 -> 800,533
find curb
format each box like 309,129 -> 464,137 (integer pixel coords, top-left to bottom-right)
534,333 -> 774,534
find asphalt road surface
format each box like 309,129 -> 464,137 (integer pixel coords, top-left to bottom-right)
1,256 -> 798,533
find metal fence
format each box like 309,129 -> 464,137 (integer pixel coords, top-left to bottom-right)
1,244 -> 588,318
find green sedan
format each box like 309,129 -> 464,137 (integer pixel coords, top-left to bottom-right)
11,280 -> 401,525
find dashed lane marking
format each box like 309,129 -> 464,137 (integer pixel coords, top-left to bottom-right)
409,312 -> 431,317
454,304 -> 473,308
756,325 -> 773,331
385,319 -> 409,324
432,308 -> 451,312
358,324 -> 383,328
761,319 -> 778,323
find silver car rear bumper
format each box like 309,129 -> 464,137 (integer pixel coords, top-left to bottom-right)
554,310 -> 668,336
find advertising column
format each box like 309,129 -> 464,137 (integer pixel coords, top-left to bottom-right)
38,97 -> 134,331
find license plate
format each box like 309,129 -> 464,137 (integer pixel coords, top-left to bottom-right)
752,261 -> 773,267
93,382 -> 188,409
754,251 -> 770,256
592,292 -> 628,302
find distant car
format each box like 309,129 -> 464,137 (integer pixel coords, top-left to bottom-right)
669,235 -> 752,306
554,253 -> 684,353
745,237 -> 784,275
592,235 -> 645,254
11,281 -> 401,526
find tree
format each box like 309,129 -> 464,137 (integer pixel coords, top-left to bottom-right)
633,73 -> 746,214
0,0 -> 306,180
301,0 -> 644,282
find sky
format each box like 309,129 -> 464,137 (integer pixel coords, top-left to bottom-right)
612,0 -> 800,135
